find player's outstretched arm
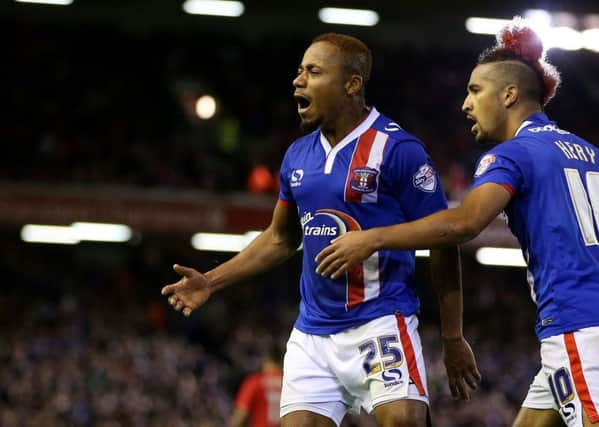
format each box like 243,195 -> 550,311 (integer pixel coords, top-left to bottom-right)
162,201 -> 302,316
430,247 -> 481,401
315,183 -> 512,280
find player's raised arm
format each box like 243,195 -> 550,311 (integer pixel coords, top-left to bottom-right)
161,200 -> 302,316
315,182 -> 511,280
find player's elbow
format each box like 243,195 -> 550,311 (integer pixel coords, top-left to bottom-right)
448,213 -> 485,244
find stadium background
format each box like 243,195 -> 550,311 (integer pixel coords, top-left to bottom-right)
2,1 -> 599,426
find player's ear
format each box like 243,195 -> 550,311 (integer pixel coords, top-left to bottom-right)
345,74 -> 363,96
503,83 -> 519,108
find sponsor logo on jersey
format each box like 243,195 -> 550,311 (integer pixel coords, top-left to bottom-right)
474,154 -> 496,177
384,122 -> 401,132
350,167 -> 379,194
382,368 -> 404,388
290,169 -> 304,187
527,124 -> 570,135
301,209 -> 361,237
412,164 -> 437,192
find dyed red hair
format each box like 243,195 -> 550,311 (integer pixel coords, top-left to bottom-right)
478,18 -> 561,106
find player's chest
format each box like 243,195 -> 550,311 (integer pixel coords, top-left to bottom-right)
287,148 -> 385,205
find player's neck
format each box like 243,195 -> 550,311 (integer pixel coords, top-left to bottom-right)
505,104 -> 542,140
321,103 -> 369,147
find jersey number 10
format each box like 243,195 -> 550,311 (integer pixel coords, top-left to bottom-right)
564,168 -> 599,245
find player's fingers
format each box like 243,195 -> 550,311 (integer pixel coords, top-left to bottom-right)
448,379 -> 460,400
319,256 -> 343,277
182,307 -> 192,317
454,377 -> 470,401
161,283 -> 178,296
314,246 -> 334,264
174,300 -> 184,311
330,262 -> 349,280
168,295 -> 179,306
464,370 -> 480,389
173,264 -> 195,277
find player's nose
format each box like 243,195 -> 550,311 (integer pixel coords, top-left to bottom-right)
461,96 -> 471,113
293,71 -> 307,88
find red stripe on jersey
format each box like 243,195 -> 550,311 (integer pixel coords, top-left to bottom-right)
396,315 -> 426,396
345,128 -> 377,203
564,332 -> 599,422
318,209 -> 365,310
501,183 -> 515,195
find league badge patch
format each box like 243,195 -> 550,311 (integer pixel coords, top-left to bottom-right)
412,164 -> 437,192
350,167 -> 378,193
474,154 -> 496,177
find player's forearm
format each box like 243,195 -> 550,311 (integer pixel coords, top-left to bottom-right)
206,226 -> 299,291
369,207 -> 480,251
430,247 -> 464,339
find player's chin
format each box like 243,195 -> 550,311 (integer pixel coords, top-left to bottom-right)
299,118 -> 320,134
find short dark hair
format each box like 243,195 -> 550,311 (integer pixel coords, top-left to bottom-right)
312,33 -> 372,95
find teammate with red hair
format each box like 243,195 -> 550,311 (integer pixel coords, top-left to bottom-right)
316,19 -> 599,427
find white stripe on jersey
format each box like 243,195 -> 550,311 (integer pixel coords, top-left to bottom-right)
363,251 -> 380,301
362,131 -> 389,203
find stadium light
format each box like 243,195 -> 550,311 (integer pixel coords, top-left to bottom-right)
21,225 -> 79,245
182,0 -> 244,17
71,222 -> 132,242
318,7 -> 379,27
195,95 -> 217,119
21,222 -> 132,244
583,28 -> 599,52
191,231 -> 261,252
14,0 -> 73,4
476,247 -> 527,267
467,10 -> 599,53
415,250 -> 430,258
545,26 -> 584,50
465,17 -> 511,35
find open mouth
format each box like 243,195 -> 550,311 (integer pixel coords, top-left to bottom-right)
466,115 -> 477,135
294,94 -> 312,114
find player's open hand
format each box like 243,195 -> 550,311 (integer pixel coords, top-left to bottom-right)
315,231 -> 375,279
161,264 -> 212,317
442,336 -> 481,401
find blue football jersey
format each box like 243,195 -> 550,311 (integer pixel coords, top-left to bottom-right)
471,112 -> 599,339
279,108 -> 448,335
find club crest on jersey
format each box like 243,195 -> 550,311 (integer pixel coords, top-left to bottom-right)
474,154 -> 496,177
412,164 -> 437,192
350,167 -> 378,193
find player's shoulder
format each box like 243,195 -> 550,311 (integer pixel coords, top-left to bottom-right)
285,129 -> 319,155
371,113 -> 425,150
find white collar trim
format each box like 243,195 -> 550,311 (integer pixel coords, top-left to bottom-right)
321,107 -> 380,174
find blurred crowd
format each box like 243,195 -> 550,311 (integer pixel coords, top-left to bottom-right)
3,19 -> 599,427
5,23 -> 598,198
1,238 -> 540,426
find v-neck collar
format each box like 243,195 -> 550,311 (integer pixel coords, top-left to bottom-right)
320,107 -> 380,174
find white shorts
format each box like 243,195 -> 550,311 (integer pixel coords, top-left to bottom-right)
522,326 -> 599,426
280,314 -> 429,426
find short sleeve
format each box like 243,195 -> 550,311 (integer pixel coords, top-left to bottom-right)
278,147 -> 295,205
386,140 -> 448,221
471,140 -> 529,195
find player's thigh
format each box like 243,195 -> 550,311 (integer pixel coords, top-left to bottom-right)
281,410 -> 337,427
513,407 -> 565,427
372,399 -> 427,427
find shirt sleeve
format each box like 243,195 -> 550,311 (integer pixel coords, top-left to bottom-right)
278,146 -> 295,205
471,140 -> 530,195
387,139 -> 448,221
234,375 -> 259,411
